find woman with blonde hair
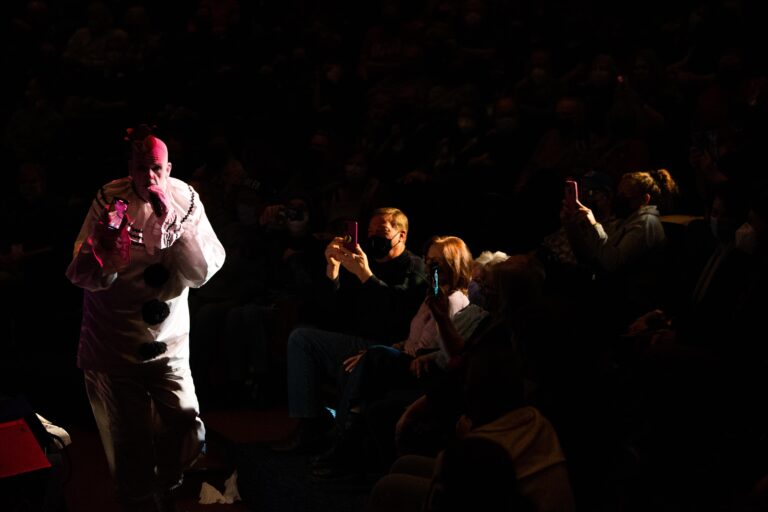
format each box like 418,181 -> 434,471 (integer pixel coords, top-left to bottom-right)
562,168 -> 679,319
562,168 -> 678,273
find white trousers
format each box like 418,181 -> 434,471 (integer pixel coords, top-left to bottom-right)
84,364 -> 205,504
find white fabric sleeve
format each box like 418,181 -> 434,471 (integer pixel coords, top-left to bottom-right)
169,200 -> 226,289
143,211 -> 182,254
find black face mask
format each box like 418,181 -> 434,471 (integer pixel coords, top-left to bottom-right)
366,234 -> 399,259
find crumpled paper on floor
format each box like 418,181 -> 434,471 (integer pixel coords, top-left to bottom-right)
198,471 -> 241,504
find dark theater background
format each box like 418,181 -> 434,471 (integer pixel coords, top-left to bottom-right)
2,0 -> 768,511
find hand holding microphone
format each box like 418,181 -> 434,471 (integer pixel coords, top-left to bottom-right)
147,185 -> 170,221
146,185 -> 181,250
147,185 -> 173,231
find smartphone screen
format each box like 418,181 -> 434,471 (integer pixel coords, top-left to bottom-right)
564,180 -> 578,207
108,197 -> 129,230
430,262 -> 439,297
343,220 -> 358,251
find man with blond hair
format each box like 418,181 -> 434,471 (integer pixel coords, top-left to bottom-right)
272,207 -> 427,452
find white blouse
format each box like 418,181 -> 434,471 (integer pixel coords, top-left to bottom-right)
402,289 -> 469,356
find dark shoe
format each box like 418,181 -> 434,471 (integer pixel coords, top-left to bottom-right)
269,414 -> 334,453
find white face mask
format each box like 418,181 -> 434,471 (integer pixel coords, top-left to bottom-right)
735,222 -> 757,254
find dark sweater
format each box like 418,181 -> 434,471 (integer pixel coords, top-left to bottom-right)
324,249 -> 427,343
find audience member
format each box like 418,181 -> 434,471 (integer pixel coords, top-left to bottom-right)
395,254 -> 546,461
537,171 -> 618,288
271,207 -> 427,452
561,168 -> 679,323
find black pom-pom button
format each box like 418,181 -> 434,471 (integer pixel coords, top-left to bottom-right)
142,299 -> 170,325
143,264 -> 170,288
138,341 -> 168,361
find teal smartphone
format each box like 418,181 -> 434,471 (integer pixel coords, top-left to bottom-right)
430,262 -> 439,296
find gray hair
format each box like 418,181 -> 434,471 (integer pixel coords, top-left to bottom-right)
474,251 -> 509,268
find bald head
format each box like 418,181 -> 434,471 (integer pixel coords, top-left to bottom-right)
129,136 -> 172,202
133,135 -> 168,163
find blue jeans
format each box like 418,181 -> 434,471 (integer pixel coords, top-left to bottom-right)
286,327 -> 376,418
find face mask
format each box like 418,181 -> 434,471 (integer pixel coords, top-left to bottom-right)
735,222 -> 757,254
366,234 -> 399,259
467,280 -> 485,308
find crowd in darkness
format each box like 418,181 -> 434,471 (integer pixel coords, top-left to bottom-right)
2,0 -> 768,510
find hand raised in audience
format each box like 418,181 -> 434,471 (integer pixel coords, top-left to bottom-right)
324,237 -> 346,279
560,196 -> 596,226
337,243 -> 373,283
426,286 -> 450,325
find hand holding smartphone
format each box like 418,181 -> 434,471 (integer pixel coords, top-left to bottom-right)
342,220 -> 358,251
95,196 -> 131,272
430,262 -> 440,297
107,197 -> 129,230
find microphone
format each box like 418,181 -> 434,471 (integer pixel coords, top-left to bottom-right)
148,191 -> 164,217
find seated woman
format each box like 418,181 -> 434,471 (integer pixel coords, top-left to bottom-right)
561,168 -> 679,324
394,254 -> 546,461
311,235 -> 475,480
